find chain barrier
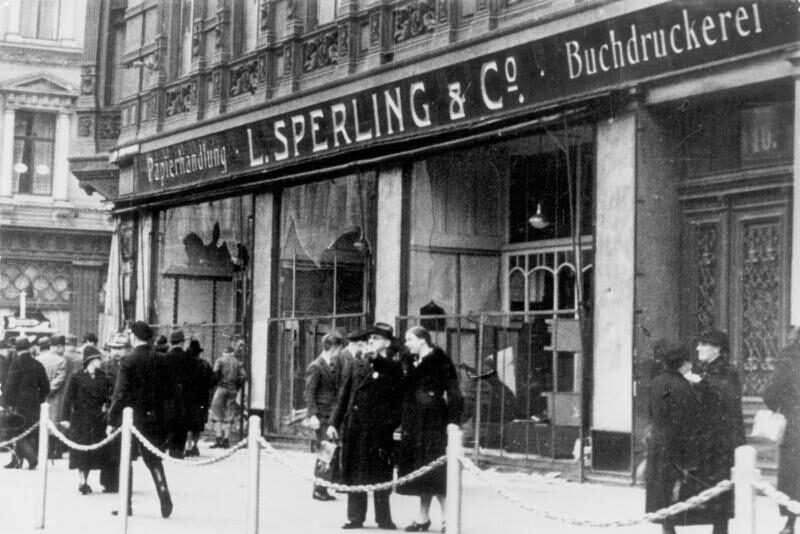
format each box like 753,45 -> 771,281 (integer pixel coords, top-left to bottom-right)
459,455 -> 733,527
0,422 -> 39,448
752,480 -> 800,515
129,425 -> 247,466
257,436 -> 446,493
46,421 -> 122,452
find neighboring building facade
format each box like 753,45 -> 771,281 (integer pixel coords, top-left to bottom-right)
0,0 -> 113,339
73,0 -> 799,478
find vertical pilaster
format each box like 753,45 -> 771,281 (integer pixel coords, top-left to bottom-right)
0,108 -> 15,197
788,48 -> 800,325
52,111 -> 71,201
374,166 -> 405,323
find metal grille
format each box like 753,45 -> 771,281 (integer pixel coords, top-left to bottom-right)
740,221 -> 781,396
694,224 -> 718,333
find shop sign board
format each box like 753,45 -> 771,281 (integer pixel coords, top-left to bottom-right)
133,0 -> 797,196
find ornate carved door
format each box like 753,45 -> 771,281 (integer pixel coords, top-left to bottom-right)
681,186 -> 790,397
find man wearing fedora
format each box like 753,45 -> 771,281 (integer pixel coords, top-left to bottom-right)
106,321 -> 172,518
164,329 -> 195,458
328,322 -> 403,530
38,335 -> 68,459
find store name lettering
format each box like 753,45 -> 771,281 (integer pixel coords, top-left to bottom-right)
146,143 -> 228,184
565,3 -> 762,80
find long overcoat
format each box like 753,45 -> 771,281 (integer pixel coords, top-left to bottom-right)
762,343 -> 800,515
164,346 -> 195,427
686,356 -> 745,524
396,347 -> 463,496
645,368 -> 700,520
1,352 -> 49,426
61,368 -> 114,470
329,355 -> 403,486
37,350 -> 67,422
304,355 -> 340,425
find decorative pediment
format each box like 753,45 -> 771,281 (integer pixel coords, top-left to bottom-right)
1,73 -> 77,110
1,73 -> 76,95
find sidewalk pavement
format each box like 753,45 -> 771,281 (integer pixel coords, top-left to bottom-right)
0,442 -> 786,534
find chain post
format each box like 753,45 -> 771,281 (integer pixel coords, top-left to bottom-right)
246,415 -> 261,534
733,445 -> 758,534
446,424 -> 463,534
34,402 -> 49,529
117,407 -> 134,534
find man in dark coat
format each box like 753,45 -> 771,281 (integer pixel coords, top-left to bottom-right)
328,322 -> 403,530
184,339 -> 214,457
304,331 -> 346,501
644,341 -> 700,533
164,330 -> 194,458
0,337 -> 49,469
106,321 -> 172,518
763,327 -> 800,534
685,329 -> 744,534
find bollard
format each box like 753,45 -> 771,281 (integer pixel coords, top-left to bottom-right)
34,402 -> 50,529
246,415 -> 261,534
117,407 -> 134,534
446,424 -> 463,534
733,445 -> 758,534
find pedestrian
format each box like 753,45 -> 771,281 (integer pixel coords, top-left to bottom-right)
37,334 -> 68,459
60,345 -> 114,494
164,329 -> 194,458
0,337 -> 49,469
184,338 -> 215,457
763,326 -> 800,534
64,334 -> 84,380
327,322 -> 404,530
304,331 -> 346,501
644,340 -> 700,534
209,345 -> 247,448
106,321 -> 172,518
683,329 -> 745,534
154,335 -> 169,357
396,326 -> 463,533
103,333 -> 131,389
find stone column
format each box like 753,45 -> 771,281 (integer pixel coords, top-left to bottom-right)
0,108 -> 15,197
789,48 -> 800,325
251,193 -> 273,414
374,166 -> 405,323
52,111 -> 71,201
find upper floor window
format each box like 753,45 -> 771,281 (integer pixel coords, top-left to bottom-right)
307,0 -> 337,29
13,111 -> 55,196
21,0 -> 59,40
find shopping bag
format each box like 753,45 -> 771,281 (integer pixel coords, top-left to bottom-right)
750,409 -> 787,444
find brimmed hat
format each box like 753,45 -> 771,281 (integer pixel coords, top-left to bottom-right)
51,335 -> 66,347
82,332 -> 98,344
169,330 -> 185,344
15,337 -> 32,352
107,333 -> 130,348
155,335 -> 168,348
130,321 -> 153,342
37,337 -> 51,350
697,329 -> 730,352
366,322 -> 395,340
82,345 -> 103,367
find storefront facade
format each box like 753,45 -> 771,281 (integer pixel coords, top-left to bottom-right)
74,0 -> 799,477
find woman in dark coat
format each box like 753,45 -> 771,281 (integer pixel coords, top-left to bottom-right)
1,337 -> 49,469
184,339 -> 214,457
60,345 -> 114,494
397,326 -> 463,532
763,326 -> 800,534
686,329 -> 745,534
645,341 -> 700,534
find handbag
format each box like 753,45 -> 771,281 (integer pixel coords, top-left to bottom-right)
750,409 -> 787,444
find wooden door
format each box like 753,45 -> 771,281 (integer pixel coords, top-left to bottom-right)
681,188 -> 790,397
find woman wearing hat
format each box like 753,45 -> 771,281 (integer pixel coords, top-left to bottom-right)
686,329 -> 745,534
60,345 -> 114,494
644,341 -> 700,534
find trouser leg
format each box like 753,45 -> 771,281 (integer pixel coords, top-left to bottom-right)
374,488 -> 392,526
142,445 -> 172,518
347,492 -> 367,524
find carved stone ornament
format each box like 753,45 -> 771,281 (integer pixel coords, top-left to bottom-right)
393,1 -> 436,44
338,23 -> 349,58
78,115 -> 93,137
192,21 -> 203,58
215,23 -> 224,50
230,59 -> 261,97
212,70 -> 221,99
80,66 -> 95,95
284,44 -> 293,75
260,0 -> 270,32
98,111 -> 120,140
438,0 -> 449,23
303,28 -> 338,72
166,80 -> 198,116
370,11 -> 381,45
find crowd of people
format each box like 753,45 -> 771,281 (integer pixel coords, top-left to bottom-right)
0,323 -> 248,519
645,329 -> 799,534
305,322 -> 463,532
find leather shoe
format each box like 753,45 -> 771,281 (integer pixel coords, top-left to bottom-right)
341,522 -> 363,529
313,490 -> 335,501
79,483 -> 93,495
378,522 -> 397,530
160,494 -> 173,518
405,520 -> 431,532
4,456 -> 20,469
